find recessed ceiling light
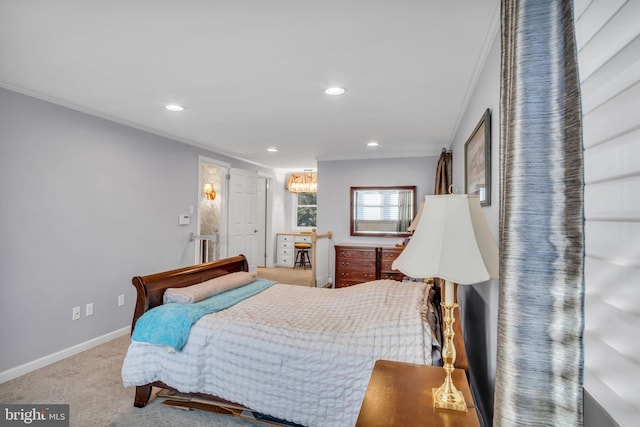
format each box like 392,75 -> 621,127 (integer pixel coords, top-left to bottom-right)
165,104 -> 184,112
324,87 -> 346,96
267,147 -> 278,152
367,141 -> 380,147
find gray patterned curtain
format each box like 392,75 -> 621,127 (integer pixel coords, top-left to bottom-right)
494,1 -> 585,426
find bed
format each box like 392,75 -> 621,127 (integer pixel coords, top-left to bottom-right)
121,255 -> 468,427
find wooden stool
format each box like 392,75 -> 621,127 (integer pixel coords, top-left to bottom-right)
294,243 -> 311,269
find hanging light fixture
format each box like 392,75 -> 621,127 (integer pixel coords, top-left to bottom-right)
286,171 -> 317,193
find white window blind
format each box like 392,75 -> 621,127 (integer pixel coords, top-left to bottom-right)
575,1 -> 640,426
355,190 -> 399,221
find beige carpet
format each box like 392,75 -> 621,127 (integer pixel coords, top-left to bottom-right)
256,266 -> 314,287
0,268 -> 314,426
0,335 -> 270,427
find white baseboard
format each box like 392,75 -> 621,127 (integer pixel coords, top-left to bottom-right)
0,326 -> 130,384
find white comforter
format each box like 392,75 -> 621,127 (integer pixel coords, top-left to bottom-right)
122,279 -> 437,427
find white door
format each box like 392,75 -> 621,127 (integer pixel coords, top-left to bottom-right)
228,168 -> 258,272
256,176 -> 267,267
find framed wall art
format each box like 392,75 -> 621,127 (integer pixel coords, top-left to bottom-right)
464,108 -> 491,206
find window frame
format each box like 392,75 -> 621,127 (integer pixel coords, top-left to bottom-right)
291,191 -> 317,230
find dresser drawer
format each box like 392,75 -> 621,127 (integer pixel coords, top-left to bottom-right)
336,257 -> 376,272
336,270 -> 376,282
379,272 -> 404,281
335,248 -> 376,259
380,259 -> 397,271
380,259 -> 403,275
278,248 -> 295,257
277,254 -> 294,268
278,240 -> 295,250
380,248 -> 402,261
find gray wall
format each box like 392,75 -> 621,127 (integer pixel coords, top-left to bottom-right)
447,31 -> 500,426
318,156 -> 438,290
317,156 -> 438,280
0,87 -> 271,373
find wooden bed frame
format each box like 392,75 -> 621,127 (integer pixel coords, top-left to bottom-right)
128,254 -> 468,409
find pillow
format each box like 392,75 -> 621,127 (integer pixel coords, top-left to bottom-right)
163,271 -> 257,304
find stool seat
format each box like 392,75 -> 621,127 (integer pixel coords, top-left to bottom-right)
294,243 -> 312,269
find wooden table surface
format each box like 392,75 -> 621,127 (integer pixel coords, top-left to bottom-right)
355,360 -> 480,427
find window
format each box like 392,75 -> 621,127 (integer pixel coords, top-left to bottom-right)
350,186 -> 416,236
295,192 -> 317,228
356,190 -> 400,221
576,2 -> 640,425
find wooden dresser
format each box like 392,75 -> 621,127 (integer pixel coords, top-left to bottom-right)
334,244 -> 404,288
378,246 -> 404,281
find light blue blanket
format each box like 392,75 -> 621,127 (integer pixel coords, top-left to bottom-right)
131,279 -> 276,351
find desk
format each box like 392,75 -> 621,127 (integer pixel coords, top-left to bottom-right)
355,360 -> 480,427
276,233 -> 312,267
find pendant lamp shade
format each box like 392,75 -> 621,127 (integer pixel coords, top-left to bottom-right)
286,172 -> 317,193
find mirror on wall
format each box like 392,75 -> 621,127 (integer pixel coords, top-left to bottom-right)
350,186 -> 417,237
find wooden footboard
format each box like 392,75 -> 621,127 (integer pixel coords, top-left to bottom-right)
129,255 -> 248,407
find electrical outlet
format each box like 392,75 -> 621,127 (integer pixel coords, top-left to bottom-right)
86,303 -> 94,317
118,294 -> 125,307
72,306 -> 80,321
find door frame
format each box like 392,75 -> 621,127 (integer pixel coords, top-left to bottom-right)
197,156 -> 231,264
258,172 -> 275,267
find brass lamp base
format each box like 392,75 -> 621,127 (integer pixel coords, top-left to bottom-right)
432,299 -> 468,412
432,386 -> 468,412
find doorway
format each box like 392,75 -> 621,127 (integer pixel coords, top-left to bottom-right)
198,157 -> 229,263
197,158 -> 273,270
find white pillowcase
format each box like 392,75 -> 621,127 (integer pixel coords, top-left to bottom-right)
163,271 -> 257,304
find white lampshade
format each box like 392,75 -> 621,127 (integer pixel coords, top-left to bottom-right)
392,194 -> 498,284
407,201 -> 425,232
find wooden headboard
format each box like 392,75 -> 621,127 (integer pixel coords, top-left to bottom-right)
130,255 -> 248,331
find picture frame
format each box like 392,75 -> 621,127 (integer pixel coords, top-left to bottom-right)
464,108 -> 491,206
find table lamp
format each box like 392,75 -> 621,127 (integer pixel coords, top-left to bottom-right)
392,194 -> 498,412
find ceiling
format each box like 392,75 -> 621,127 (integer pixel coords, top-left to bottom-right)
0,0 -> 499,170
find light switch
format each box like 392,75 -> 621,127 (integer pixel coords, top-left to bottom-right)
179,214 -> 191,225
